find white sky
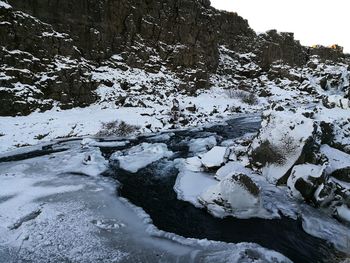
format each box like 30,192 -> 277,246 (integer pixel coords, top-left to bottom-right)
211,0 -> 350,53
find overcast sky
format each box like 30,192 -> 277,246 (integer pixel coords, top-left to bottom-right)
211,0 -> 349,53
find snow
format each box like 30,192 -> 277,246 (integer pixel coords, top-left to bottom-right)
200,146 -> 229,168
287,164 -> 325,199
0,1 -> 11,9
110,143 -> 173,173
0,105 -> 163,153
200,243 -> 292,263
320,144 -> 350,175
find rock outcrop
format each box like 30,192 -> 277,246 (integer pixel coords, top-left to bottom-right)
1,0 -> 349,116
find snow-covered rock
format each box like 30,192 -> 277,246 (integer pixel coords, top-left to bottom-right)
321,144 -> 350,178
287,164 -> 325,200
336,204 -> 350,223
220,173 -> 260,210
0,1 -> 11,9
200,146 -> 229,168
199,173 -> 267,219
250,110 -> 315,184
110,143 -> 172,173
215,161 -> 251,181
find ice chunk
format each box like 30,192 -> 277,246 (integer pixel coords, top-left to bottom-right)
188,136 -> 217,153
184,156 -> 203,172
111,143 -> 172,173
174,159 -> 217,207
200,146 -> 229,168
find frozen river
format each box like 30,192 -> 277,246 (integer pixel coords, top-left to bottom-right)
0,116 -> 347,262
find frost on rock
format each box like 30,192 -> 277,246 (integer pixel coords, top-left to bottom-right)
200,146 -> 229,168
287,164 -> 325,200
110,143 -> 173,173
220,174 -> 260,209
250,110 -> 315,184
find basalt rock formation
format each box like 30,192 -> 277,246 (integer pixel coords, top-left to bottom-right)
0,0 -> 348,116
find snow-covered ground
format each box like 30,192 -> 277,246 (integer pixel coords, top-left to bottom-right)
0,88 -> 253,153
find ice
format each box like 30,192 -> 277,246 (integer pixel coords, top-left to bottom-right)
174,159 -> 217,207
110,143 -> 173,173
200,146 -> 229,168
336,204 -> 350,223
301,206 -> 350,253
184,156 -> 203,172
200,243 -> 292,263
81,138 -> 130,148
188,136 -> 217,153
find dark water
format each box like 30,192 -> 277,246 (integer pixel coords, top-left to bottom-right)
103,117 -> 340,263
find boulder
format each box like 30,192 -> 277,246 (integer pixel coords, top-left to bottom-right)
287,164 -> 325,201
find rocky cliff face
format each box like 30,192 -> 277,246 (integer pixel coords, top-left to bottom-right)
0,0 -> 348,116
8,0 -> 254,70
